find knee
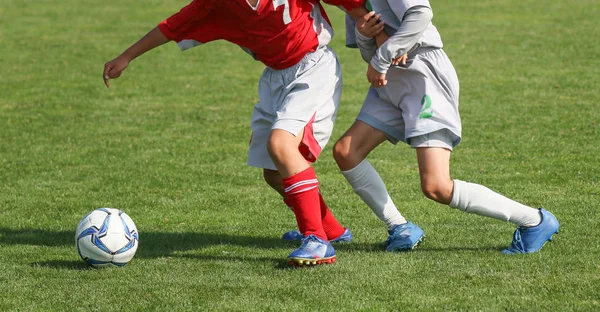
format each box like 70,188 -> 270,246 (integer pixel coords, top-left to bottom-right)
333,137 -> 354,165
420,178 -> 453,205
266,136 -> 283,160
266,132 -> 293,161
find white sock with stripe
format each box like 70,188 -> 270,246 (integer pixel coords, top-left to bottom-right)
450,179 -> 542,227
341,159 -> 407,231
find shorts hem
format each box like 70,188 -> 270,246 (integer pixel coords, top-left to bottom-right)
356,113 -> 403,144
406,126 -> 462,148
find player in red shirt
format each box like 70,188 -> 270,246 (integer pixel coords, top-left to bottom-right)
103,0 -> 368,266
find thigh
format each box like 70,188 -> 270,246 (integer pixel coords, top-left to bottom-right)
248,47 -> 342,169
338,120 -> 388,159
273,47 -> 342,162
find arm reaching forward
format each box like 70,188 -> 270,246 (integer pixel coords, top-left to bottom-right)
103,27 -> 170,88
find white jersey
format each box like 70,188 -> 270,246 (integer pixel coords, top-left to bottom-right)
346,0 -> 444,73
346,0 -> 443,51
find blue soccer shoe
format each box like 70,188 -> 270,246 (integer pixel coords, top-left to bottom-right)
281,230 -> 303,241
383,222 -> 425,252
287,234 -> 336,266
502,208 -> 559,254
282,228 -> 352,243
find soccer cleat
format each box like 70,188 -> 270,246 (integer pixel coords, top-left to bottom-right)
282,230 -> 303,241
502,208 -> 559,254
330,228 -> 353,243
383,222 -> 425,252
282,228 -> 352,243
287,235 -> 336,267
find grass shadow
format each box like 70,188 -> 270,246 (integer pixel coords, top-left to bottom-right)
0,227 -> 289,258
1,227 -> 507,271
420,245 -> 507,252
31,260 -> 91,270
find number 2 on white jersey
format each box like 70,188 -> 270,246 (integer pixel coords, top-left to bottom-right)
273,0 -> 291,24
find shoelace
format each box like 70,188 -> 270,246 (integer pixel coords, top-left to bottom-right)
300,235 -> 320,248
508,228 -> 526,252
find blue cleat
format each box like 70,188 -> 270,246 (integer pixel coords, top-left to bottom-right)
384,222 -> 425,252
331,228 -> 353,243
282,228 -> 352,243
502,208 -> 559,254
282,230 -> 303,241
287,235 -> 336,266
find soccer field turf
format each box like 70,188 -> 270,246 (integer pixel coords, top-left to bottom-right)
1,0 -> 599,310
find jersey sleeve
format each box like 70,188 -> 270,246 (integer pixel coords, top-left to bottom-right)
371,6 -> 433,74
321,0 -> 365,12
158,0 -> 221,49
388,0 -> 431,20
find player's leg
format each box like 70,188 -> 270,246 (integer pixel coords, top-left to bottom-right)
398,47 -> 558,254
270,127 -> 349,238
333,86 -> 422,251
263,169 -> 285,198
413,143 -> 454,205
264,156 -> 350,243
267,46 -> 345,265
269,128 -> 340,266
334,120 -> 386,171
333,121 -> 409,230
414,130 -> 559,254
252,117 -> 337,265
262,169 -> 301,238
267,128 -> 328,238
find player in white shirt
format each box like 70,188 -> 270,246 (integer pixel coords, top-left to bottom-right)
335,0 -> 559,254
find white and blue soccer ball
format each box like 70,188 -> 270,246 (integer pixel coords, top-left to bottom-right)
75,208 -> 139,268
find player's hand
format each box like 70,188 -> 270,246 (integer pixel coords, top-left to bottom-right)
103,56 -> 130,88
367,64 -> 387,88
392,54 -> 408,66
357,11 -> 384,38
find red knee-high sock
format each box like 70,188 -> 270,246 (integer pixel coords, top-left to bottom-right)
319,193 -> 346,240
283,167 -> 327,240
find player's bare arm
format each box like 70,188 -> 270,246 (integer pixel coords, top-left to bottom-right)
103,27 -> 170,88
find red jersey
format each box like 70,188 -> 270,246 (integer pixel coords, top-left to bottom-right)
158,0 -> 364,69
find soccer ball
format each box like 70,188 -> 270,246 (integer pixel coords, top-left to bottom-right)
75,208 -> 139,267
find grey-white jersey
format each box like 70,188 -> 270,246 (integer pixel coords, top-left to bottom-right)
346,0 -> 444,73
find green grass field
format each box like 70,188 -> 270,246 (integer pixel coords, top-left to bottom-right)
1,0 -> 599,310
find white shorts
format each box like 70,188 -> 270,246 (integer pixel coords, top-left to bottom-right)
357,48 -> 462,150
248,46 -> 342,170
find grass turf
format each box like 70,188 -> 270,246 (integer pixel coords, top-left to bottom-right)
1,0 -> 599,310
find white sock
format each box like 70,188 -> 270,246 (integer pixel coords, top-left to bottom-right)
450,179 -> 542,227
341,159 -> 407,231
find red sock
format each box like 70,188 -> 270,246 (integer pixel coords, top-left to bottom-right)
283,167 -> 327,240
319,193 -> 346,240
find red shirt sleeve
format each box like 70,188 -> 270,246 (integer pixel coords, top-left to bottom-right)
321,0 -> 365,11
157,0 -> 218,42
